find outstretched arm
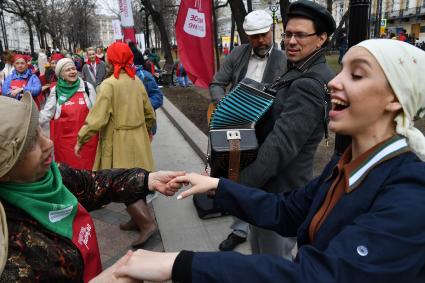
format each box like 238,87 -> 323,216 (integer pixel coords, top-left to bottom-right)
59,163 -> 184,211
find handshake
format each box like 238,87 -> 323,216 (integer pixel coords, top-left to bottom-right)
148,170 -> 220,199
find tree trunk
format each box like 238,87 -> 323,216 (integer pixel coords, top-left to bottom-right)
141,0 -> 174,66
228,0 -> 248,44
25,19 -> 35,56
330,10 -> 349,48
230,15 -> 235,50
247,0 -> 253,12
327,0 -> 333,13
280,0 -> 290,26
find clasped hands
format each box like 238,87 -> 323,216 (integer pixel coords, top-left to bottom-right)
148,171 -> 219,199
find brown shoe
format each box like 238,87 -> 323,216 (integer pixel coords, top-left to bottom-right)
125,200 -> 158,248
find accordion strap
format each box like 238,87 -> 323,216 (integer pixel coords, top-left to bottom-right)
228,139 -> 241,182
227,130 -> 242,182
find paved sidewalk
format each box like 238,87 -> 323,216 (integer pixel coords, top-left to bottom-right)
92,97 -> 250,269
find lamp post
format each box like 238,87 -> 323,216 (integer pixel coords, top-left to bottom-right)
334,0 -> 371,155
268,0 -> 280,43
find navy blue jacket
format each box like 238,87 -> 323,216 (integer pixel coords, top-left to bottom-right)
182,141 -> 425,282
136,67 -> 163,110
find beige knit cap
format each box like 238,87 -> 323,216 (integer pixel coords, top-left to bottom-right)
55,58 -> 74,78
356,39 -> 425,160
0,93 -> 39,177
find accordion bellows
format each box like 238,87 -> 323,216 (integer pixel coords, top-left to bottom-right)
209,78 -> 275,129
208,78 -> 275,179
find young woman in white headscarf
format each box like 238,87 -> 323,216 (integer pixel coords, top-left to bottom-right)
93,39 -> 425,283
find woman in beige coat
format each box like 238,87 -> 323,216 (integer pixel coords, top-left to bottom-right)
76,42 -> 156,248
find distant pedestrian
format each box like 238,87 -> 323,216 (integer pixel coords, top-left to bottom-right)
1,54 -> 41,101
135,64 -> 163,136
0,50 -> 14,86
96,47 -> 105,61
129,41 -> 144,66
176,61 -> 189,87
82,47 -> 107,89
39,58 -> 98,167
337,28 -> 348,64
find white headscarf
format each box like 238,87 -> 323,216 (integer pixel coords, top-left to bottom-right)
356,39 -> 425,160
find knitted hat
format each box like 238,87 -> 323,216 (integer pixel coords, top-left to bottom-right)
356,39 -> 425,160
55,58 -> 74,78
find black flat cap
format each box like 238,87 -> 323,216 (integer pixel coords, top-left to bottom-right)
287,0 -> 336,36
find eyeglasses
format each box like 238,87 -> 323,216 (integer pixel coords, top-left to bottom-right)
282,32 -> 317,41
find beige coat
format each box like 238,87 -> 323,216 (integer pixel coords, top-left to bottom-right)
78,72 -> 155,171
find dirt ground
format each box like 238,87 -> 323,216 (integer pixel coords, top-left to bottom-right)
162,85 -> 425,177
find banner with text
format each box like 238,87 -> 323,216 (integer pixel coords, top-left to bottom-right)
118,0 -> 136,43
175,0 -> 214,88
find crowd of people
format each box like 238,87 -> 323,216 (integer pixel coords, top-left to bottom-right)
0,0 -> 425,282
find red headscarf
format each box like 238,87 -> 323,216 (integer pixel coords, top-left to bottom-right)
106,42 -> 135,79
50,53 -> 65,62
13,54 -> 27,63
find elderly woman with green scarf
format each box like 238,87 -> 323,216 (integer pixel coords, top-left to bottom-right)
39,58 -> 99,170
0,92 -> 184,282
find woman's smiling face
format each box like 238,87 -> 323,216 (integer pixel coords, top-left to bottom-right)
327,47 -> 401,138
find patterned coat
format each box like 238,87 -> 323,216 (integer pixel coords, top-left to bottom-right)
0,164 -> 150,282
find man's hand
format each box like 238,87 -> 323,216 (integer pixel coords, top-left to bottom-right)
172,173 -> 219,200
148,171 -> 186,196
114,250 -> 178,282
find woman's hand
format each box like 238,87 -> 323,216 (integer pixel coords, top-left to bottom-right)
74,143 -> 82,158
10,88 -> 23,98
148,171 -> 186,196
114,250 -> 179,282
172,173 -> 219,199
89,251 -> 137,283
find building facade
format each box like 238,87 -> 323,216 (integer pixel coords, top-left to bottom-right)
332,0 -> 425,42
0,11 -> 41,52
95,14 -> 118,48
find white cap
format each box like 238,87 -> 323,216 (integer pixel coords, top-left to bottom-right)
243,10 -> 273,35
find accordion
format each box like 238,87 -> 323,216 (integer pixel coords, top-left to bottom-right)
208,78 -> 275,181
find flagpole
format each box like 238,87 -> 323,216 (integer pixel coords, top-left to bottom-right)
212,1 -> 220,71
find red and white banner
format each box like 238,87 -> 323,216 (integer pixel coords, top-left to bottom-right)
118,0 -> 136,43
175,0 -> 214,88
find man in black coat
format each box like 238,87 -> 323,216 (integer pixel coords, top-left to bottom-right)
210,10 -> 287,252
234,0 -> 336,259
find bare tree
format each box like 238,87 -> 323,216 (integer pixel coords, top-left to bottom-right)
2,0 -> 37,54
140,0 -> 174,66
228,0 -> 248,44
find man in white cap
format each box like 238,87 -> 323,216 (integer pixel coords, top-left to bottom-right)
210,10 -> 286,104
210,10 -> 287,252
